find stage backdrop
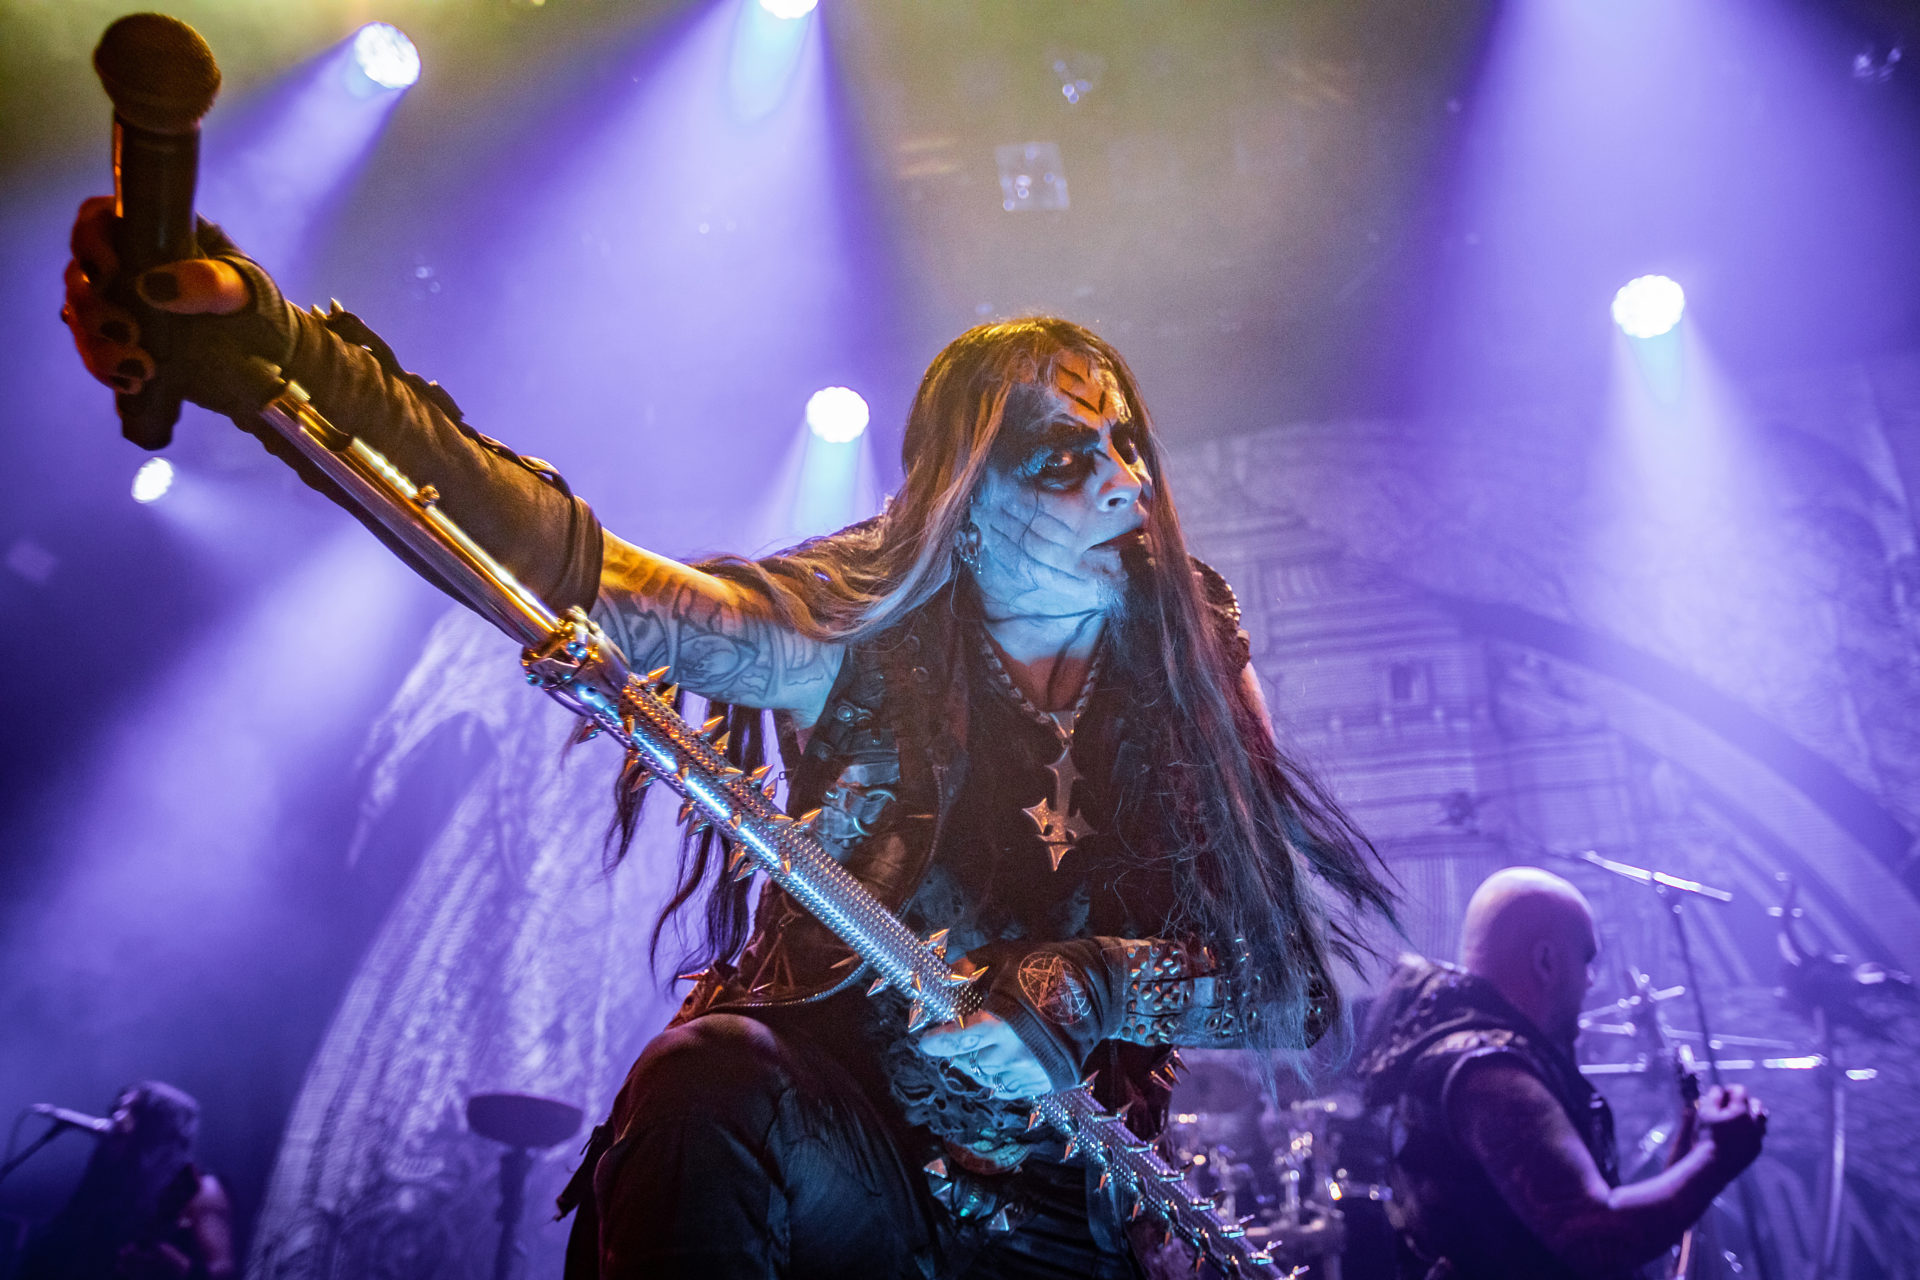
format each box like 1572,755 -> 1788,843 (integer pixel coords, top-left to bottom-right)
247,350 -> 1920,1280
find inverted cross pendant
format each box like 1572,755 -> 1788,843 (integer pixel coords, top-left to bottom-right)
1024,735 -> 1096,871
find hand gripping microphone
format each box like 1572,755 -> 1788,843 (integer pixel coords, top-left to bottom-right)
93,13 -> 222,451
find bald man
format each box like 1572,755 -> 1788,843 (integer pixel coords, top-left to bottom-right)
1356,868 -> 1766,1280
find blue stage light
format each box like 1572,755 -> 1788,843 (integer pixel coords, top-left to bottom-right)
759,0 -> 819,17
1611,275 -> 1686,339
352,23 -> 420,91
132,457 -> 174,504
806,387 -> 869,443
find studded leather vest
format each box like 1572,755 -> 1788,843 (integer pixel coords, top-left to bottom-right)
675,567 -> 1250,1157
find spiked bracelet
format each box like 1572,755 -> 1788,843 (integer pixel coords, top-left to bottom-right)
1112,938 -> 1257,1047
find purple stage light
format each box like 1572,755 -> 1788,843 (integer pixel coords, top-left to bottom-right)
1611,275 -> 1685,339
132,457 -> 175,503
806,386 -> 869,442
352,23 -> 420,91
759,0 -> 819,18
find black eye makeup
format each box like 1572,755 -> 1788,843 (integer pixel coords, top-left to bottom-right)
1022,440 -> 1098,490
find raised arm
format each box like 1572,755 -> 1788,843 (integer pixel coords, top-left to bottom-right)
63,198 -> 844,722
1450,1057 -> 1765,1278
594,534 -> 843,724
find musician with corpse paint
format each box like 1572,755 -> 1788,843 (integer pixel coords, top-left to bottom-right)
1356,868 -> 1768,1280
61,198 -> 1397,1278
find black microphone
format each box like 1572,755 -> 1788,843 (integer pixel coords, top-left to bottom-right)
93,12 -> 223,451
29,1103 -> 113,1135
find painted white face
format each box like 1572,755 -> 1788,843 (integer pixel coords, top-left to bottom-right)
967,351 -> 1153,621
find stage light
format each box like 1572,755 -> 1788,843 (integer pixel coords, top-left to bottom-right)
758,0 -> 818,18
805,387 -> 868,443
1611,275 -> 1686,339
352,23 -> 420,91
132,457 -> 175,504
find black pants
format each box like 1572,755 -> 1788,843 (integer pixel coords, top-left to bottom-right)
563,1012 -> 1138,1280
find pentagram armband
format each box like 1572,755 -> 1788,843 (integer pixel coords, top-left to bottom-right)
975,935 -> 1262,1090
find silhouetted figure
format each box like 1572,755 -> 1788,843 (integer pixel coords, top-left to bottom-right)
20,1083 -> 234,1280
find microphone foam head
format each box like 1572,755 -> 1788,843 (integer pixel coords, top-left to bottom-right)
94,13 -> 221,134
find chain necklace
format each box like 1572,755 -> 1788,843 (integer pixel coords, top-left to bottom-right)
976,626 -> 1104,743
977,624 -> 1104,869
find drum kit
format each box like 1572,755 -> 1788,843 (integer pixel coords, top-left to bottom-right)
1158,1054 -> 1391,1279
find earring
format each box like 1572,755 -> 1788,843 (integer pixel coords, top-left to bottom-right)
953,521 -> 982,571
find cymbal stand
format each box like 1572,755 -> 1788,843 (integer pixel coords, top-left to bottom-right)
1577,851 -> 1777,1280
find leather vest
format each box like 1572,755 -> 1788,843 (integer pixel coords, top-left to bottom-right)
1358,958 -> 1628,1280
678,565 -> 1250,1024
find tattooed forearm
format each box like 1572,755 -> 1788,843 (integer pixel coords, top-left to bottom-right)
1453,1059 -> 1717,1275
592,533 -> 843,722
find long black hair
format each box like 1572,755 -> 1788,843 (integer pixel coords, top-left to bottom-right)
613,318 -> 1396,1046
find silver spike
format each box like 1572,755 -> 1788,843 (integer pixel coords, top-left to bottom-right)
643,665 -> 671,684
709,732 -> 730,755
749,764 -> 772,784
985,1208 -> 1013,1234
657,684 -> 678,703
677,800 -> 696,825
906,1001 -> 931,1032
701,715 -> 726,735
868,975 -> 891,997
795,807 -> 823,827
1026,1109 -> 1045,1133
1095,1169 -> 1110,1192
1061,1136 -> 1080,1162
674,968 -> 709,984
925,928 -> 950,955
922,1156 -> 949,1181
